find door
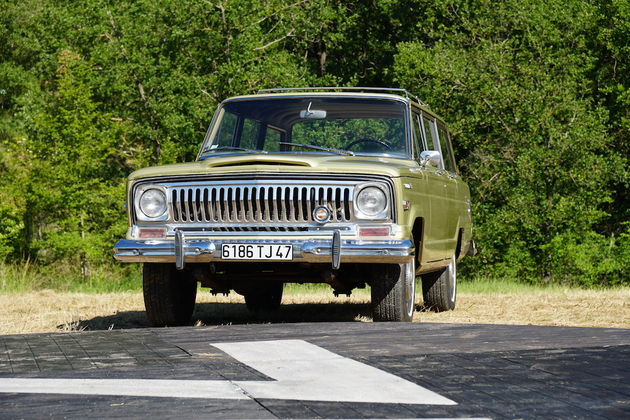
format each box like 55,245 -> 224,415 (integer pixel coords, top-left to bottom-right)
420,114 -> 458,262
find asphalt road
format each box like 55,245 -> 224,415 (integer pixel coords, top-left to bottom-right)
0,322 -> 629,419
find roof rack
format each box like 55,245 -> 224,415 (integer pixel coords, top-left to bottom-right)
256,87 -> 426,106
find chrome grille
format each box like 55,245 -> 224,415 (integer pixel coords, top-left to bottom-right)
169,183 -> 354,224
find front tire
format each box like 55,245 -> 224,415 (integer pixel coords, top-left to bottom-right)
421,255 -> 457,311
143,263 -> 197,327
244,282 -> 284,313
371,260 -> 416,322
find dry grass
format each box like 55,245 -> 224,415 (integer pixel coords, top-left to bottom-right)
417,289 -> 630,329
0,286 -> 628,335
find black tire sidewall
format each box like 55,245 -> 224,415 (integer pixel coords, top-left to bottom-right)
371,262 -> 415,322
421,256 -> 456,312
142,263 -> 197,327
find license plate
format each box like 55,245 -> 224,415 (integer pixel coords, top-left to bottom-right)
221,244 -> 293,260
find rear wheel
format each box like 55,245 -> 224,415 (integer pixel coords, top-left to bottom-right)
371,260 -> 416,322
143,263 -> 197,327
244,282 -> 284,313
421,255 -> 457,311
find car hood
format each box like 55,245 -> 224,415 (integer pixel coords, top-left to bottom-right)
128,153 -> 420,180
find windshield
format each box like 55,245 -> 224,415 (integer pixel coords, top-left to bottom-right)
199,97 -> 409,159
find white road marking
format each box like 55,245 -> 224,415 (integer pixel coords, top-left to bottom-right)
0,378 -> 248,399
214,339 -> 456,405
0,339 -> 455,405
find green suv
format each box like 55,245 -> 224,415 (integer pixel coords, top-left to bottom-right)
114,87 -> 474,325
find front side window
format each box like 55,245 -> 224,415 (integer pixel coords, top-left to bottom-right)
200,97 -> 409,158
421,115 -> 437,152
411,112 -> 424,161
436,122 -> 456,173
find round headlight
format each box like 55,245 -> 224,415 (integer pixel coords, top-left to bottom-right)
356,186 -> 387,218
139,188 -> 167,218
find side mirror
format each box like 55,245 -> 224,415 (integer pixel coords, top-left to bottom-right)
420,150 -> 442,168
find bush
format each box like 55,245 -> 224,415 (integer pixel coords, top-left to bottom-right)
542,226 -> 630,287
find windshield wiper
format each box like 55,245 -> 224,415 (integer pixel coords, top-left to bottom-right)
278,142 -> 354,156
200,145 -> 267,155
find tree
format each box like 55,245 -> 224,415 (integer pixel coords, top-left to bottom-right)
0,0 -> 626,285
393,0 -> 627,284
9,50 -> 129,279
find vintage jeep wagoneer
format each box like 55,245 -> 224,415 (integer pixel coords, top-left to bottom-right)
114,87 -> 474,326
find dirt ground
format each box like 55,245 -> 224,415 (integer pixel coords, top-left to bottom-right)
1,287 -> 628,335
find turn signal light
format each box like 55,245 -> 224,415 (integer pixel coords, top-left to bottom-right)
138,228 -> 167,239
358,227 -> 390,237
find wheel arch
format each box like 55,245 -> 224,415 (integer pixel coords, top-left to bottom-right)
455,227 -> 464,260
411,217 -> 424,267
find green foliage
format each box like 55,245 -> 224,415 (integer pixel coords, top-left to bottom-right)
593,0 -> 630,232
291,118 -> 405,152
542,226 -> 630,287
0,260 -> 141,293
0,0 -> 627,288
393,0 -> 628,285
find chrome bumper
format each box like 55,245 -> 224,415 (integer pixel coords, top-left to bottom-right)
113,235 -> 413,267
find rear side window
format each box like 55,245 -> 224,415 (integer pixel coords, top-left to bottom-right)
240,119 -> 262,149
265,127 -> 282,152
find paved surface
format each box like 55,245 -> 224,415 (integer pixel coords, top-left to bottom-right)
0,322 -> 629,419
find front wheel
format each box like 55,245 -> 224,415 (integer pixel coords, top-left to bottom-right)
143,263 -> 197,327
421,255 -> 457,312
371,260 -> 416,322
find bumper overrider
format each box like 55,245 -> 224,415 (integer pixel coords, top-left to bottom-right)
113,231 -> 414,270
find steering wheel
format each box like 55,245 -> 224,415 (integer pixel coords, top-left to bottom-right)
344,138 -> 392,151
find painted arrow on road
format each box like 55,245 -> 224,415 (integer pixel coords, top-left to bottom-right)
0,339 -> 455,405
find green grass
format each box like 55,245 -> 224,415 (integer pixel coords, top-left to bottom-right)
1,262 -> 621,295
283,277 -> 583,297
0,261 -> 142,294
456,277 -> 568,294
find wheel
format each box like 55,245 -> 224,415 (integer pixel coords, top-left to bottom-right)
421,255 -> 457,311
244,282 -> 283,313
371,260 -> 416,322
142,263 -> 197,327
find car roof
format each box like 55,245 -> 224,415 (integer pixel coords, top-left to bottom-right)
221,88 -> 439,120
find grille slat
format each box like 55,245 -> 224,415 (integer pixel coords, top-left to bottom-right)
255,188 -> 262,222
193,189 -> 201,221
263,187 -> 271,221
209,188 -> 216,221
288,187 -> 294,222
217,188 -> 224,221
169,182 -> 362,224
182,189 -> 189,222
200,188 -> 207,221
271,187 -> 279,222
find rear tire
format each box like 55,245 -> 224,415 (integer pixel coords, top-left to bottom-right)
143,263 -> 197,327
421,255 -> 457,311
371,260 -> 416,322
244,282 -> 283,313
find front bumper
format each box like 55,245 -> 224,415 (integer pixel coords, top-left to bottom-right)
113,234 -> 413,267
